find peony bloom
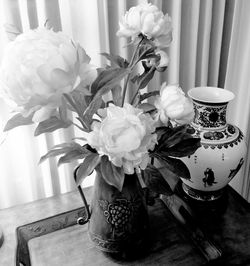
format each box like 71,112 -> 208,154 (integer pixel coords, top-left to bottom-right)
0,27 -> 97,122
84,103 -> 157,174
154,83 -> 194,125
117,3 -> 172,48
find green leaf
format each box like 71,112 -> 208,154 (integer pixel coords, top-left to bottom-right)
140,91 -> 159,102
82,96 -> 103,129
153,127 -> 172,147
163,138 -> 201,157
4,113 -> 34,131
63,93 -> 78,112
154,124 -> 201,157
39,142 -> 89,163
100,156 -> 125,191
64,89 -> 89,114
76,91 -> 94,130
138,44 -> 156,61
143,164 -> 173,196
133,65 -> 156,91
111,85 -> 122,106
152,154 -> 191,180
53,142 -> 85,149
34,116 -> 72,136
63,91 -> 90,130
40,148 -> 72,163
91,68 -> 130,96
138,103 -> 156,113
58,149 -> 90,166
156,125 -> 189,150
100,53 -> 129,68
75,153 -> 100,186
166,126 -> 192,146
74,83 -> 92,97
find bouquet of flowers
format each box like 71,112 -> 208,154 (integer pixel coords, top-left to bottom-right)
0,3 -> 200,196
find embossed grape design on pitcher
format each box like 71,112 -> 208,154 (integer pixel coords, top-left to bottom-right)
85,166 -> 148,255
181,87 -> 247,201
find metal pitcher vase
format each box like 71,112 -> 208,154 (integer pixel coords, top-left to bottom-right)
75,165 -> 149,256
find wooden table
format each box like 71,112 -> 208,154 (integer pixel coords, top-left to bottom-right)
1,184 -> 250,266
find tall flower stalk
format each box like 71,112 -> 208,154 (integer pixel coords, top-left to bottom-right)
121,37 -> 144,106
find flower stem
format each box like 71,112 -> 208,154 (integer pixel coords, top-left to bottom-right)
121,74 -> 130,107
121,37 -> 144,106
136,168 -> 147,189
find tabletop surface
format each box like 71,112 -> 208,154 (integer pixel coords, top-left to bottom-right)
1,184 -> 250,266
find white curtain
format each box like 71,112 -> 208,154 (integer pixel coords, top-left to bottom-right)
225,0 -> 250,201
0,0 -> 249,209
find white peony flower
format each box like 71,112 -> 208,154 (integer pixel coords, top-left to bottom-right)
84,103 -> 157,174
154,83 -> 194,125
0,27 -> 97,122
117,3 -> 172,48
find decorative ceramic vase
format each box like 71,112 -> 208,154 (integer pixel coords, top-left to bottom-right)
77,165 -> 148,256
181,87 -> 247,201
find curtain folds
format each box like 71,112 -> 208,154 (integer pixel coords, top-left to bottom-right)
224,0 -> 250,200
207,0 -> 225,86
0,0 -> 249,208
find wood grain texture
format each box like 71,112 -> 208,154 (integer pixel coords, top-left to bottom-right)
1,185 -> 250,265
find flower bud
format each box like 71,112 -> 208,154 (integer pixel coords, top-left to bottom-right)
154,83 -> 194,125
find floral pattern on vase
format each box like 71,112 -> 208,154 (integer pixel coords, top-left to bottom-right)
193,103 -> 227,128
181,87 -> 247,201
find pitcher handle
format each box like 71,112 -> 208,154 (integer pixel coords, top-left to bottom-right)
74,165 -> 91,223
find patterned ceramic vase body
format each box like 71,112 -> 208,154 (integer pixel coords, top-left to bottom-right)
181,87 -> 247,201
88,166 -> 148,255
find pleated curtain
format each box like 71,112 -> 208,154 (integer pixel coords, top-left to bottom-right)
0,0 -> 250,208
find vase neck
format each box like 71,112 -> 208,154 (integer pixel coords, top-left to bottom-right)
192,100 -> 228,130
